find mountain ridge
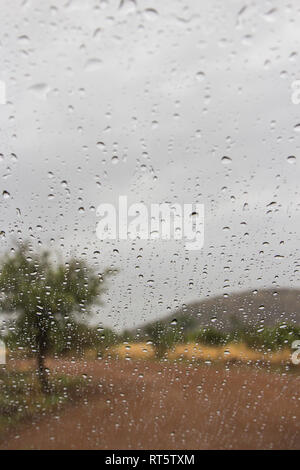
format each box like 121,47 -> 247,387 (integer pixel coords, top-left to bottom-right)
140,288 -> 300,332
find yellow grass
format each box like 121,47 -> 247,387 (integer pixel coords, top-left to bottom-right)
110,342 -> 155,359
168,342 -> 291,364
109,342 -> 292,365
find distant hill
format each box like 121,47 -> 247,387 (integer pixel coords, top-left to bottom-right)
141,288 -> 300,333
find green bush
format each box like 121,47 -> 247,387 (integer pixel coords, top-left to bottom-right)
189,327 -> 229,346
239,324 -> 300,351
145,321 -> 185,359
5,322 -> 118,357
185,323 -> 300,351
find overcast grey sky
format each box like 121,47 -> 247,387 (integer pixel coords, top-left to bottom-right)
0,0 -> 300,330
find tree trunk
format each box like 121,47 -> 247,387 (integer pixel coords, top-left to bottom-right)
35,317 -> 51,394
37,351 -> 50,394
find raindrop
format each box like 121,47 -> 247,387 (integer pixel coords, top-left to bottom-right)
28,83 -> 50,99
287,155 -> 296,164
85,58 -> 102,72
221,156 -> 232,165
143,8 -> 158,20
196,71 -> 205,82
263,8 -> 277,22
18,35 -> 30,46
294,123 -> 300,132
119,0 -> 136,13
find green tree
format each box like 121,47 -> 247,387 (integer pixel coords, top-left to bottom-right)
192,327 -> 229,346
238,323 -> 300,351
96,327 -> 118,358
145,321 -> 184,359
0,243 -> 114,393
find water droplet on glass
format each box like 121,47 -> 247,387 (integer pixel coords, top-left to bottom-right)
287,155 -> 296,164
221,156 -> 232,165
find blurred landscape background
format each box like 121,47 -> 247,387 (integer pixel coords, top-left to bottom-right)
0,0 -> 300,450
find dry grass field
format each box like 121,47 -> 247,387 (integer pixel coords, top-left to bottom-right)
110,342 -> 292,365
0,357 -> 299,450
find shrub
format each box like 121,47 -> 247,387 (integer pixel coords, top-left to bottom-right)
190,327 -> 229,346
145,321 -> 184,359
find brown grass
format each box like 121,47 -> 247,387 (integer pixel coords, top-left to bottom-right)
1,358 -> 299,450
